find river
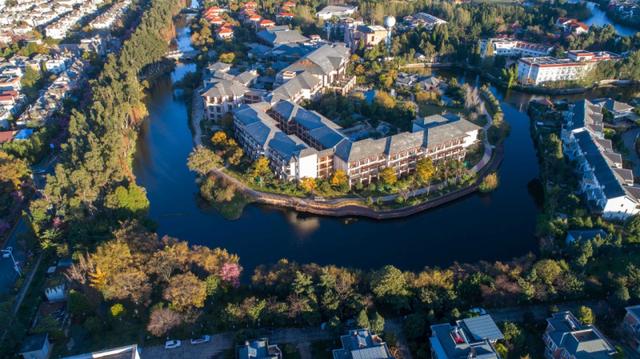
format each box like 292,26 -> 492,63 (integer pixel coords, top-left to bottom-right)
133,13 -> 633,276
583,1 -> 637,36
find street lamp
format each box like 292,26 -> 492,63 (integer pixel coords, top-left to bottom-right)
1,247 -> 22,277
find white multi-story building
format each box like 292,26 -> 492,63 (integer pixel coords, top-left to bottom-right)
517,50 -> 619,85
479,38 -> 553,58
562,99 -> 640,220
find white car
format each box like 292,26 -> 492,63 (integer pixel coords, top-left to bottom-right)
165,340 -> 181,349
190,335 -> 211,345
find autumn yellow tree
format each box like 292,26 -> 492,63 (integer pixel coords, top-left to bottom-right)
380,167 -> 397,186
300,177 -> 317,193
416,158 -> 436,185
330,170 -> 349,190
250,156 -> 271,180
163,272 -> 207,311
211,131 -> 228,147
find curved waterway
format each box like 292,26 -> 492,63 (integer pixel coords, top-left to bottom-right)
133,18 -> 633,275
583,1 -> 637,36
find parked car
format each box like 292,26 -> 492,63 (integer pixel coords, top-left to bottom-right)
469,307 -> 487,316
190,335 -> 211,345
165,340 -> 181,349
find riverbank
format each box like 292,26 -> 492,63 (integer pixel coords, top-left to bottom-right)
209,145 -> 503,220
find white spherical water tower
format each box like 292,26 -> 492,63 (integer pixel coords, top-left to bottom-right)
383,16 -> 396,51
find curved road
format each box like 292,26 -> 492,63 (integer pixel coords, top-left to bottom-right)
622,126 -> 640,177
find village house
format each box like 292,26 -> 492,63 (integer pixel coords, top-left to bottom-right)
332,329 -> 393,359
430,315 -> 503,359
238,338 -> 282,359
543,311 -> 616,358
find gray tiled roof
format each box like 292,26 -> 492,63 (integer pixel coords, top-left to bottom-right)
270,72 -> 321,102
281,43 -> 349,77
429,316 -> 502,359
574,131 -> 626,199
257,27 -> 309,46
546,311 -> 616,358
460,315 -> 505,342
332,329 -> 393,359
202,78 -> 248,99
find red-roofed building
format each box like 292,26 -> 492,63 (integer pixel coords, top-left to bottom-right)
244,1 -> 257,9
557,18 -> 589,35
207,16 -> 225,26
217,26 -> 234,40
205,6 -> 225,16
0,130 -> 16,144
259,19 -> 276,29
276,12 -> 295,22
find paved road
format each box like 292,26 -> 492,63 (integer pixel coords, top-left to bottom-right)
622,126 -> 640,177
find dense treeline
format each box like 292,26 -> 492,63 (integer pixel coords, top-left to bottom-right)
28,0 -> 183,250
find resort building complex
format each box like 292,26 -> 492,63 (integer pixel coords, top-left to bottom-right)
517,50 -> 619,85
234,101 -> 480,185
562,99 -> 640,219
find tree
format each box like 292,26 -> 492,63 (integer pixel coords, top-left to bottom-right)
370,265 -> 409,300
369,311 -> 385,333
531,259 -> 563,286
110,303 -> 125,318
250,156 -> 272,180
479,172 -> 499,192
188,146 -> 222,175
577,305 -> 594,325
415,158 -> 435,185
375,91 -> 396,109
163,272 -> 207,311
300,177 -> 316,193
330,169 -> 349,190
219,52 -> 235,63
104,183 -> 149,215
211,131 -> 228,147
356,309 -> 370,329
147,307 -> 183,337
380,167 -> 397,186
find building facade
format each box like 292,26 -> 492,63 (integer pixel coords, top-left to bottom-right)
517,50 -> 619,85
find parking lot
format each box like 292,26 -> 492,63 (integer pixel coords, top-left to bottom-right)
141,333 -> 233,359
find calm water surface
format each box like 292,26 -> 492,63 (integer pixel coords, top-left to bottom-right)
132,15 -> 634,275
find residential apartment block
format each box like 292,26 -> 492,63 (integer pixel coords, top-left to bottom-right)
543,311 -> 616,358
561,99 -> 640,220
332,329 -> 393,359
517,50 -> 619,85
430,315 -> 504,359
479,38 -> 554,58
